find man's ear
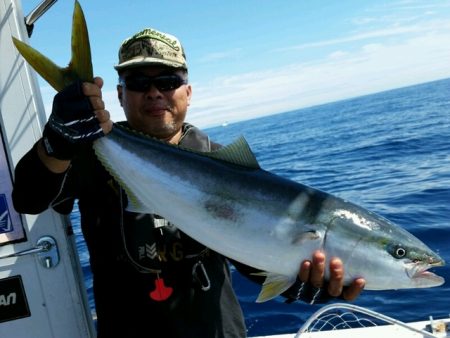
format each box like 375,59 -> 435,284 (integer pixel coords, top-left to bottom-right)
186,84 -> 192,106
117,85 -> 123,106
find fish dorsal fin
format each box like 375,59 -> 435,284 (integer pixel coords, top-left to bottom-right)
105,124 -> 260,169
207,136 -> 260,169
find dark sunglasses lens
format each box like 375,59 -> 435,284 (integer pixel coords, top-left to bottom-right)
154,76 -> 184,91
123,75 -> 185,92
123,76 -> 150,92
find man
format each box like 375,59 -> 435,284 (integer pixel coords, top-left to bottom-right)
12,28 -> 365,338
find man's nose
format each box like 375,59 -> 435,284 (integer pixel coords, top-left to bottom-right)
144,84 -> 163,98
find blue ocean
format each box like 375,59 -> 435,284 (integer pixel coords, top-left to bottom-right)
72,78 -> 450,336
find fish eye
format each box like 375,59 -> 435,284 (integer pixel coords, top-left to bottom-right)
392,245 -> 407,258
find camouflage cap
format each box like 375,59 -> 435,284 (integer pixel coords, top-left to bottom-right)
114,28 -> 187,71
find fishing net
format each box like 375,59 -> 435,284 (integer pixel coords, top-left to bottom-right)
295,303 -> 444,338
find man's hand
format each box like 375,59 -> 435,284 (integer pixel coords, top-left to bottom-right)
41,77 -> 112,160
84,77 -> 113,136
299,250 -> 365,301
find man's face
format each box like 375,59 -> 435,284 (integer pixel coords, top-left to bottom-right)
117,66 -> 192,143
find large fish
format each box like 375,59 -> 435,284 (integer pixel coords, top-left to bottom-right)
93,124 -> 445,301
13,0 -> 445,302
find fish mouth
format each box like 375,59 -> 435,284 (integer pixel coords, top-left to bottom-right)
406,260 -> 445,287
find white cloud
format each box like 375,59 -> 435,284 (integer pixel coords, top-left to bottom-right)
328,50 -> 350,59
188,27 -> 450,128
276,24 -> 431,52
199,48 -> 242,63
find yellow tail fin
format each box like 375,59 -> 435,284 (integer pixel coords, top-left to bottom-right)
12,0 -> 93,92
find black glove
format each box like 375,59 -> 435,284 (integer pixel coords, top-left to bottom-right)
42,81 -> 104,160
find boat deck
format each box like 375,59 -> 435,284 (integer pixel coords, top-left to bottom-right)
251,303 -> 450,338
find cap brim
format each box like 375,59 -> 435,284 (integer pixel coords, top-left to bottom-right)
114,57 -> 187,71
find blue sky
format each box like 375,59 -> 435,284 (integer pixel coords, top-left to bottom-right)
21,0 -> 450,128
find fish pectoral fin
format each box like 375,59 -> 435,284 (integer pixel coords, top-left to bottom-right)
253,272 -> 296,303
125,195 -> 149,214
121,184 -> 152,214
292,229 -> 322,245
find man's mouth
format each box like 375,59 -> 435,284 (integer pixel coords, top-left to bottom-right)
145,106 -> 169,116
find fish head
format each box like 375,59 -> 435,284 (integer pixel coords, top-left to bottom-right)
324,207 -> 445,290
384,240 -> 445,289
344,226 -> 446,290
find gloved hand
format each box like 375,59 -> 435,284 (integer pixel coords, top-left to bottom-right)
41,80 -> 104,160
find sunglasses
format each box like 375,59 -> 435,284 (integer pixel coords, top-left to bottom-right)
119,74 -> 187,92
